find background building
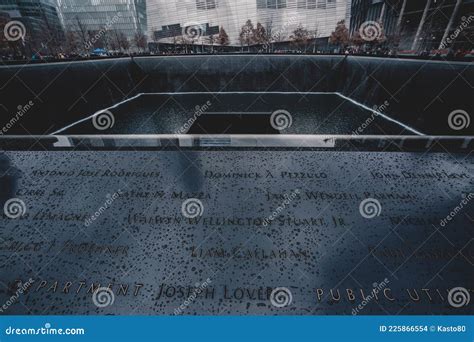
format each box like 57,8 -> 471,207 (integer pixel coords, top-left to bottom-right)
350,0 -> 474,51
0,0 -> 64,56
147,0 -> 350,46
58,0 -> 147,52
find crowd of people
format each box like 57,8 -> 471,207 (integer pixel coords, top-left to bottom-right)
1,45 -> 472,63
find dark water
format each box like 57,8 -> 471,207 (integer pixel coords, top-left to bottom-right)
58,93 -> 418,135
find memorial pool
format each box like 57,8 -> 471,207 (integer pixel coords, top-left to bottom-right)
54,93 -> 421,136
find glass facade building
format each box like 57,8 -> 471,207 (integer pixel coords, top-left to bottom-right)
0,0 -> 64,54
58,0 -> 147,46
350,0 -> 474,51
147,0 -> 350,45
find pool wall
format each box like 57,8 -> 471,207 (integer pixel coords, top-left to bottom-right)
0,55 -> 471,135
340,57 -> 472,136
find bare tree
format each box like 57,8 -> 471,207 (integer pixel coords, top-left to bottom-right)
265,18 -> 274,42
75,16 -> 89,54
108,31 -> 119,52
329,20 -> 349,45
38,1 -> 63,56
217,27 -> 230,46
290,24 -> 311,51
64,31 -> 80,55
133,29 -> 147,52
311,27 -> 319,53
253,22 -> 267,45
239,19 -> 255,51
263,19 -> 274,52
329,20 -> 350,51
101,30 -> 114,51
114,30 -> 130,53
179,35 -> 190,53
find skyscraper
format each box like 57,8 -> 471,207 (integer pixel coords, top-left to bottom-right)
0,0 -> 64,55
57,0 -> 147,52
